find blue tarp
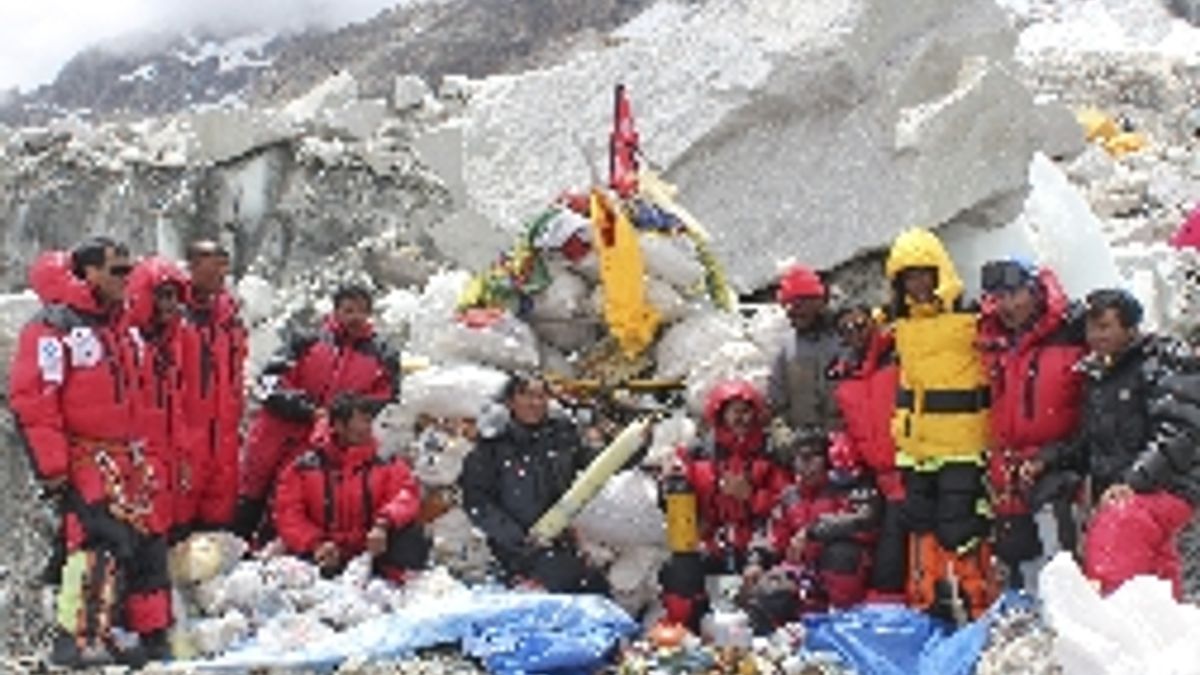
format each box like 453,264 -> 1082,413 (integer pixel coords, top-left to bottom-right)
803,592 -> 1029,675
181,590 -> 637,674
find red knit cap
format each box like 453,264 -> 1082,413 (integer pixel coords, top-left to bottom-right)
777,264 -> 826,304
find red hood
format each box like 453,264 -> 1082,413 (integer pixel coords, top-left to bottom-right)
704,380 -> 767,458
855,328 -> 894,378
126,256 -> 187,329
979,267 -> 1070,351
29,251 -> 105,315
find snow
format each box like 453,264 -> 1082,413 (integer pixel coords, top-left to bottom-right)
118,63 -> 158,83
173,30 -> 276,73
998,0 -> 1200,59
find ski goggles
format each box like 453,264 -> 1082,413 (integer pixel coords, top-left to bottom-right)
980,260 -> 1034,293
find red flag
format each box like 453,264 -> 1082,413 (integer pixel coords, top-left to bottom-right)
609,84 -> 639,198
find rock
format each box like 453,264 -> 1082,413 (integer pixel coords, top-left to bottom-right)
1031,100 -> 1088,160
1184,106 -> 1200,139
1090,168 -> 1150,218
1066,144 -> 1119,186
438,75 -> 476,102
186,107 -> 297,164
459,0 -> 1038,291
1167,0 -> 1200,25
395,75 -> 432,111
413,125 -> 467,201
0,292 -> 40,384
321,99 -> 390,140
235,275 -> 277,327
283,71 -> 359,126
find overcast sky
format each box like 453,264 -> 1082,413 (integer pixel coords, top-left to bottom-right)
0,0 -> 403,92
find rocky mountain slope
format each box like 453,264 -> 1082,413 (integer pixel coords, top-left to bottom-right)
0,0 -> 655,126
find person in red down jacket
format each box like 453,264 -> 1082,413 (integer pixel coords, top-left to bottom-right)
182,240 -> 246,531
237,283 -> 400,539
9,238 -> 170,668
976,258 -> 1085,590
125,256 -> 196,541
827,305 -> 906,599
658,380 -> 790,629
274,393 -> 428,580
767,435 -> 879,611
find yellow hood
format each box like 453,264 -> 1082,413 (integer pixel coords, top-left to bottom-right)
885,228 -> 964,308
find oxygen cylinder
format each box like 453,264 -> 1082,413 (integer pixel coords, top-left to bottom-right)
664,472 -> 699,554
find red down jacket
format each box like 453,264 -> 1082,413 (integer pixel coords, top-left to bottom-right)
182,284 -> 246,526
10,252 -> 171,634
125,257 -> 195,530
274,434 -> 421,559
680,381 -> 789,556
978,268 -> 1085,516
242,316 -> 399,502
831,328 -> 901,500
9,253 -> 162,523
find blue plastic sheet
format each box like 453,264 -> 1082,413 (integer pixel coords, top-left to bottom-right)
182,590 -> 637,674
804,592 -> 1029,675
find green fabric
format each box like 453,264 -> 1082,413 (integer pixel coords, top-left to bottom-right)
57,551 -> 89,632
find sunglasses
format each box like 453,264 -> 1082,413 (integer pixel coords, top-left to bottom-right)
107,264 -> 133,277
837,318 -> 868,336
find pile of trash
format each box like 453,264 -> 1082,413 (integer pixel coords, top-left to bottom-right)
616,623 -> 850,675
167,533 -> 472,660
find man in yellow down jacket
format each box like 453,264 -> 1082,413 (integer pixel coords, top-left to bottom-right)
884,228 -> 996,621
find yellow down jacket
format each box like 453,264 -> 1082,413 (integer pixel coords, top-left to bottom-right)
885,228 -> 989,466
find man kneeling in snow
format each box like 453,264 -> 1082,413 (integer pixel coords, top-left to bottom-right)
274,394 -> 429,581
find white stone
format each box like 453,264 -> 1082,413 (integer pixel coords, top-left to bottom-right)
235,275 -> 276,326
1031,100 -> 1088,160
282,71 -> 359,126
394,75 -> 431,111
185,107 -> 297,165
438,75 -> 476,101
320,99 -> 389,140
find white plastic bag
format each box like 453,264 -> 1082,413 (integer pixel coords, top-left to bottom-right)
655,312 -> 744,381
684,340 -> 771,415
573,470 -> 666,548
432,312 -> 541,371
401,364 -> 509,420
640,233 -> 705,291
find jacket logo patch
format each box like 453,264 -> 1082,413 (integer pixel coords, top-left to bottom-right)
66,327 -> 103,368
37,337 -> 64,384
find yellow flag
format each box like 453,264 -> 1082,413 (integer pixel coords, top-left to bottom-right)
589,190 -> 660,357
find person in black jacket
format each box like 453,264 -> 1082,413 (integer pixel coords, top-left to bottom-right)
459,373 -> 609,593
1038,289 -> 1200,598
